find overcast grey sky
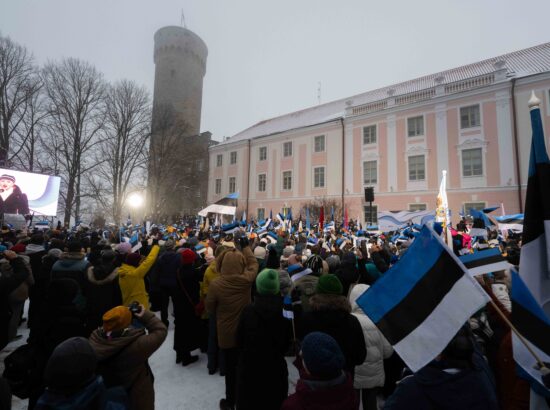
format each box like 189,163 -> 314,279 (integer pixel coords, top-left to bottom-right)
1,0 -> 549,141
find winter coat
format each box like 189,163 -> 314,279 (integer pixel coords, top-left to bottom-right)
84,264 -> 122,335
117,245 -> 160,308
383,353 -> 499,410
174,263 -> 203,352
200,261 -> 218,299
236,294 -> 289,410
289,267 -> 317,312
349,284 -> 393,389
335,252 -> 359,296
205,247 -> 258,349
25,244 -> 47,329
156,250 -> 180,288
0,257 -> 29,350
89,310 -> 167,410
7,254 -> 34,302
51,252 -> 90,290
0,184 -> 29,214
281,372 -> 359,410
297,293 -> 366,375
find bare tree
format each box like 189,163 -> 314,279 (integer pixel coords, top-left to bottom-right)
0,34 -> 42,166
42,58 -> 106,226
88,80 -> 151,225
299,196 -> 343,224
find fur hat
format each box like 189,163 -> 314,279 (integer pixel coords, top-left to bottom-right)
256,269 -> 280,295
316,274 -> 343,295
301,332 -> 345,379
102,306 -> 132,333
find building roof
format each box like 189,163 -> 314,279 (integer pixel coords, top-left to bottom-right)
218,42 -> 550,146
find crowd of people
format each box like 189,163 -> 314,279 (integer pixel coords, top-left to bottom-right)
0,215 -> 528,409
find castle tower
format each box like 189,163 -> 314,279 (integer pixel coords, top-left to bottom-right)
148,26 -> 211,220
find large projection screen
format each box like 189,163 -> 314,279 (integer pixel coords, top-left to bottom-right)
0,168 -> 61,216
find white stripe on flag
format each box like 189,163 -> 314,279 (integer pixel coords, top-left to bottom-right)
393,274 -> 489,372
469,261 -> 511,276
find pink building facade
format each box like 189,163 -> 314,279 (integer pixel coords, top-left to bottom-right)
208,43 -> 550,226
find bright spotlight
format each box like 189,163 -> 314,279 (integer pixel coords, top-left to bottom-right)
127,192 -> 144,208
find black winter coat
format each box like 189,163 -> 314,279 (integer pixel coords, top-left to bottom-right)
0,185 -> 29,214
335,252 -> 360,296
83,264 -> 122,335
0,257 -> 29,350
173,264 -> 203,352
237,294 -> 289,410
296,293 -> 366,376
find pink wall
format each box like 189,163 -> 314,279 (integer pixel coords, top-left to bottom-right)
447,108 -> 460,188
426,112 -> 438,190
396,118 -> 406,190
298,144 -> 307,196
483,102 -> 500,186
378,122 -> 388,193
353,129 -> 362,193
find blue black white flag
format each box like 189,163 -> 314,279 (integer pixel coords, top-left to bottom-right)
357,225 -> 489,372
459,248 -> 510,276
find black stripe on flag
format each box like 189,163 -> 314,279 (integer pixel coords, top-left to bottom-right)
375,250 -> 464,345
462,253 -> 506,270
522,162 -> 550,245
512,301 -> 550,357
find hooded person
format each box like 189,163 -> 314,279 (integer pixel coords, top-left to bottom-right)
335,251 -> 360,296
383,326 -> 499,410
89,305 -> 167,410
51,240 -> 90,291
205,236 -> 259,410
349,284 -> 393,410
282,332 -> 359,410
253,245 -> 267,271
296,274 -> 366,379
236,269 -> 290,410
34,337 -> 127,410
288,254 -> 321,312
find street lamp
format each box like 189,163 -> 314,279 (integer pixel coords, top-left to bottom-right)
127,192 -> 144,209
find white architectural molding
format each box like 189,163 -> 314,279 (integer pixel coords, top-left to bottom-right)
435,103 -> 449,184
495,90 -> 516,185
387,114 -> 397,193
344,122 -> 354,194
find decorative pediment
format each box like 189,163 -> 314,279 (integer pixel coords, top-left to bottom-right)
456,138 -> 488,153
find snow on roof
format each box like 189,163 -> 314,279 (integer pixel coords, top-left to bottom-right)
219,42 -> 550,146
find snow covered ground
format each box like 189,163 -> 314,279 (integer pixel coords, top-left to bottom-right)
1,303 -> 299,410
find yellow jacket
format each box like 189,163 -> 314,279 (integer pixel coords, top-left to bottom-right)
200,262 -> 219,300
118,245 -> 160,308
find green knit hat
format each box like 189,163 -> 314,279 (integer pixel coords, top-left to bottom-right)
256,269 -> 281,295
316,274 -> 343,295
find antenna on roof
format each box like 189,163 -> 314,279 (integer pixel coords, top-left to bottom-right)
317,82 -> 322,105
181,9 -> 187,28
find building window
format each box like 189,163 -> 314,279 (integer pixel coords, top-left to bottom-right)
407,116 -> 424,137
259,146 -> 267,161
313,166 -> 325,188
215,179 -> 221,194
363,160 -> 377,184
230,151 -> 237,164
364,205 -> 378,225
314,135 -> 325,152
409,203 -> 427,211
464,202 -> 486,212
460,105 -> 481,129
408,155 -> 425,181
283,141 -> 293,157
282,171 -> 292,190
462,148 -> 483,177
216,154 -> 223,167
229,177 -> 236,193
257,208 -> 265,221
363,125 -> 377,144
258,174 -> 266,192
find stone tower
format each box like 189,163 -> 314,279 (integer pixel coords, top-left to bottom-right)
148,26 -> 212,221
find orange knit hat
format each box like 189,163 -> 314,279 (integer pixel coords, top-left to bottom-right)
102,306 -> 132,333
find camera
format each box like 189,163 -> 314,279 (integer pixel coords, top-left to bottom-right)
128,301 -> 142,315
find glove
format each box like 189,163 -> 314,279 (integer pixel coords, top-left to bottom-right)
238,236 -> 249,249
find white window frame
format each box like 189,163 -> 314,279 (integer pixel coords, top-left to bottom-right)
313,166 -> 325,188
363,204 -> 378,225
363,160 -> 378,185
409,203 -> 427,211
407,115 -> 425,137
257,173 -> 266,192
362,125 -> 377,145
282,170 -> 292,191
408,154 -> 426,181
229,177 -> 236,193
230,151 -> 237,165
464,201 -> 487,212
283,141 -> 293,157
215,179 -> 222,194
216,154 -> 223,167
461,147 -> 483,177
460,104 -> 481,129
314,135 -> 325,153
259,146 -> 267,161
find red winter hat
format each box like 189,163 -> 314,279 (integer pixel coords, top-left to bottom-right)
10,243 -> 26,253
180,249 -> 196,266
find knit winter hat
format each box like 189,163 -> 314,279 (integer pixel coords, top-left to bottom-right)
116,242 -> 132,254
253,246 -> 266,260
124,252 -> 142,267
44,337 -> 97,393
164,238 -> 175,250
316,274 -> 343,295
301,332 -> 345,379
180,248 -> 197,265
256,269 -> 280,295
102,306 -> 132,333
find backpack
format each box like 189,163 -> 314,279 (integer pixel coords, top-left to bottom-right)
2,343 -> 37,399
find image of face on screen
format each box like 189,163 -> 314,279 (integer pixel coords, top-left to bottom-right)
0,174 -> 30,215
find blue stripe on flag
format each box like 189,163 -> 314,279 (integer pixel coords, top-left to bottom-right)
458,248 -> 501,264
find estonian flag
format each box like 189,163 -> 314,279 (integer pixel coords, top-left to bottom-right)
198,192 -> 239,217
510,269 -> 550,400
357,225 -> 489,372
458,248 -> 510,276
519,92 -> 550,317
